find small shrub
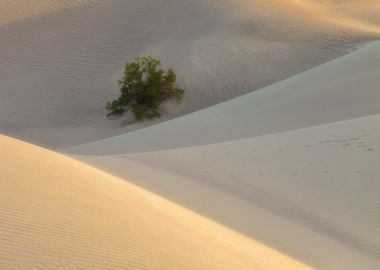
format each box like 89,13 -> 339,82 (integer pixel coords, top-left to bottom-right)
107,56 -> 184,121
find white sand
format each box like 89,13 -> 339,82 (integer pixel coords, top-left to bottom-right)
0,134 -> 311,270
1,0 -> 380,148
69,42 -> 380,269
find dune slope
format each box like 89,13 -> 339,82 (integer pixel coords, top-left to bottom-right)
0,134 -> 311,270
75,114 -> 380,270
0,0 -> 84,25
68,41 -> 380,155
68,39 -> 380,269
1,0 -> 380,148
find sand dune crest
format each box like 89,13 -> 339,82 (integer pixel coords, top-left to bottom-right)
1,0 -> 380,148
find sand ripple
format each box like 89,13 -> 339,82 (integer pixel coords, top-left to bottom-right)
0,0 -> 379,148
0,135 -> 311,270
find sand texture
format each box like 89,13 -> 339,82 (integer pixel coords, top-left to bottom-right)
77,114 -> 380,270
69,41 -> 380,269
0,0 -> 86,24
0,134 -> 311,270
1,0 -> 380,148
67,41 -> 380,155
1,1 -> 380,269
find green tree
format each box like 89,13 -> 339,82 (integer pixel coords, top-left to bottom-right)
107,56 -> 184,121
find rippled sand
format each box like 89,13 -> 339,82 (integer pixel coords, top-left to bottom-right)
69,42 -> 380,269
0,134 -> 311,270
0,0 -> 84,24
1,1 -> 380,269
0,0 -> 379,148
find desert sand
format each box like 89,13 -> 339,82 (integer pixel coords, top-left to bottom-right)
1,0 -> 380,148
1,1 -> 380,269
67,41 -> 380,154
0,0 -> 84,24
0,134 -> 311,270
75,114 -> 380,270
69,41 -> 380,269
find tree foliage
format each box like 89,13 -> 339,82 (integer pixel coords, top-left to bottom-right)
107,56 -> 184,121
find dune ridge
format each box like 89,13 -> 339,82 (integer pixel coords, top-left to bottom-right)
1,0 -> 380,148
67,41 -> 380,155
0,134 -> 311,270
1,1 -> 380,269
77,113 -> 380,270
69,40 -> 380,270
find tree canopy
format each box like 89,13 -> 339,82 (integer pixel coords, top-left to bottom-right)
107,56 -> 184,121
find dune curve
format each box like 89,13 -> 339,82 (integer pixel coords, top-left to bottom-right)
67,41 -> 380,155
68,38 -> 380,269
0,134 -> 311,270
1,0 -> 380,148
76,113 -> 380,270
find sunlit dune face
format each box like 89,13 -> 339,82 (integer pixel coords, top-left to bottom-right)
2,0 -> 379,32
308,0 -> 380,31
233,0 -> 380,37
0,0 -> 83,25
320,0 -> 380,26
0,134 -> 312,270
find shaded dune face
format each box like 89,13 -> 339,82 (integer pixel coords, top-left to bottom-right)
66,39 -> 380,270
0,135 -> 311,270
0,0 -> 380,148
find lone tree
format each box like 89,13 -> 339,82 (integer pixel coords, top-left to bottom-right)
107,56 -> 184,121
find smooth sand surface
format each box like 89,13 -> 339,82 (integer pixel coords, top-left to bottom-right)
76,114 -> 380,270
0,134 -> 311,270
1,0 -> 380,148
69,41 -> 380,269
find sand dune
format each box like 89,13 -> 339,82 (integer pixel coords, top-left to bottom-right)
69,40 -> 380,269
0,134 -> 311,270
314,0 -> 380,26
77,114 -> 380,270
1,0 -> 380,148
1,1 -> 380,269
0,0 -> 84,25
67,41 -> 380,155
243,0 -> 380,35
